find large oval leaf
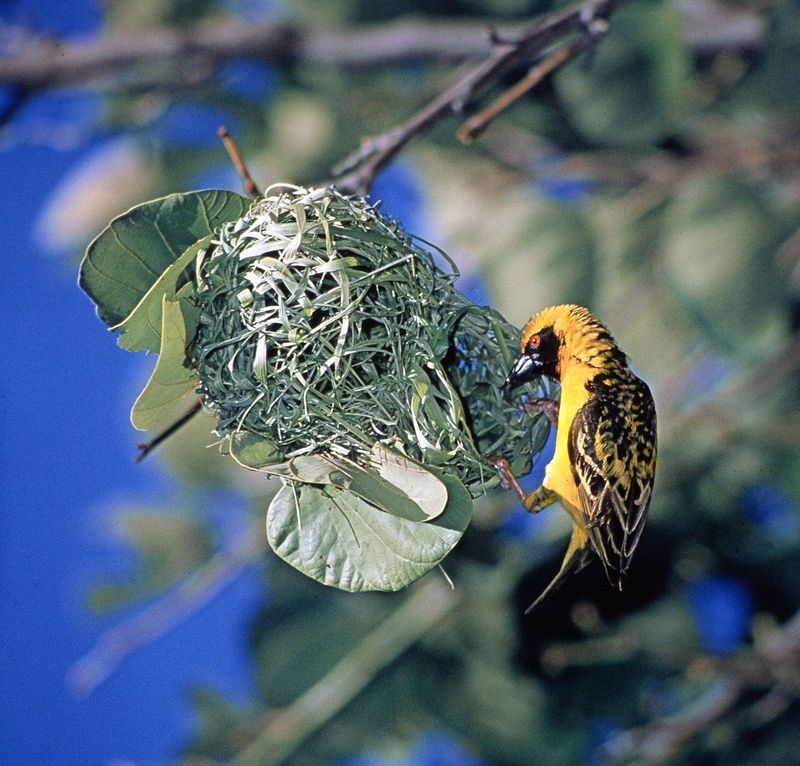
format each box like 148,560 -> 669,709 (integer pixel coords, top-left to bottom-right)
131,296 -> 200,432
266,469 -> 472,592
80,189 -> 250,329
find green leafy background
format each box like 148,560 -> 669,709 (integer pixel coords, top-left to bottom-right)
16,0 -> 800,764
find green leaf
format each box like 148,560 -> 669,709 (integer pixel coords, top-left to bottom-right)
131,296 -> 200,432
255,447 -> 448,523
112,235 -> 211,353
266,468 -> 472,592
80,189 -> 249,329
229,430 -> 281,470
555,2 -> 690,148
255,454 -> 339,483
327,457 -> 445,523
373,445 -> 449,519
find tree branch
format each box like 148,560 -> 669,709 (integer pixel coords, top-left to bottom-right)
0,1 -> 763,91
231,576 -> 460,766
331,0 -> 616,195
605,608 -> 800,765
456,25 -> 605,144
67,528 -> 265,697
219,126 -> 262,198
0,22 -> 298,90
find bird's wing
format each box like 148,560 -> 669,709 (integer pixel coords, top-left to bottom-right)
567,373 -> 657,588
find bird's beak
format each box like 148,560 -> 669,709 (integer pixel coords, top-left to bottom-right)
504,353 -> 539,389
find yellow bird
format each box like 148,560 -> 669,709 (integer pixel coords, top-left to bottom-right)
491,305 -> 657,612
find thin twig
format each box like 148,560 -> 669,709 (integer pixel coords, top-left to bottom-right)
219,126 -> 261,198
67,528 -> 265,697
232,577 -> 460,766
457,33 -> 598,143
613,675 -> 745,765
0,86 -> 31,130
332,0 -> 616,195
135,399 -> 203,462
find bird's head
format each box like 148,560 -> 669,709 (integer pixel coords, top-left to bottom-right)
505,304 -> 624,388
505,320 -> 560,388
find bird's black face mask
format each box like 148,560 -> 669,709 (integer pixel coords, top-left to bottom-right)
504,326 -> 560,388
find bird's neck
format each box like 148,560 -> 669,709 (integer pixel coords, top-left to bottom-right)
556,358 -> 596,417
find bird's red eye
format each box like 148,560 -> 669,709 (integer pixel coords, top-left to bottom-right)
528,335 -> 540,350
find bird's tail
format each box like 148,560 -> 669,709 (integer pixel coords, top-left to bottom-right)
525,525 -> 592,614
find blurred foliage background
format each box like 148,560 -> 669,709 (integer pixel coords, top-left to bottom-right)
5,0 -> 800,763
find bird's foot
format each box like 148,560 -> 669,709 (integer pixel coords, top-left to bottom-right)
522,484 -> 558,515
522,398 -> 559,428
487,455 -> 528,504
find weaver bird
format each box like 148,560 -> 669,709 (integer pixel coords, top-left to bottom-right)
491,305 -> 657,612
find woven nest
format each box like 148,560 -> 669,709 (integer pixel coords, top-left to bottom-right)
192,185 -> 546,493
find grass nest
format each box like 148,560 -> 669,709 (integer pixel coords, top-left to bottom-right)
192,185 -> 547,494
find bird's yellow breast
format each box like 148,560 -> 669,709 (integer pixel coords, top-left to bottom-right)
542,363 -> 595,522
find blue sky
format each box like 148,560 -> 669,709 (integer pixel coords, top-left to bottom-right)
0,110 -> 267,766
0,4 -> 267,764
